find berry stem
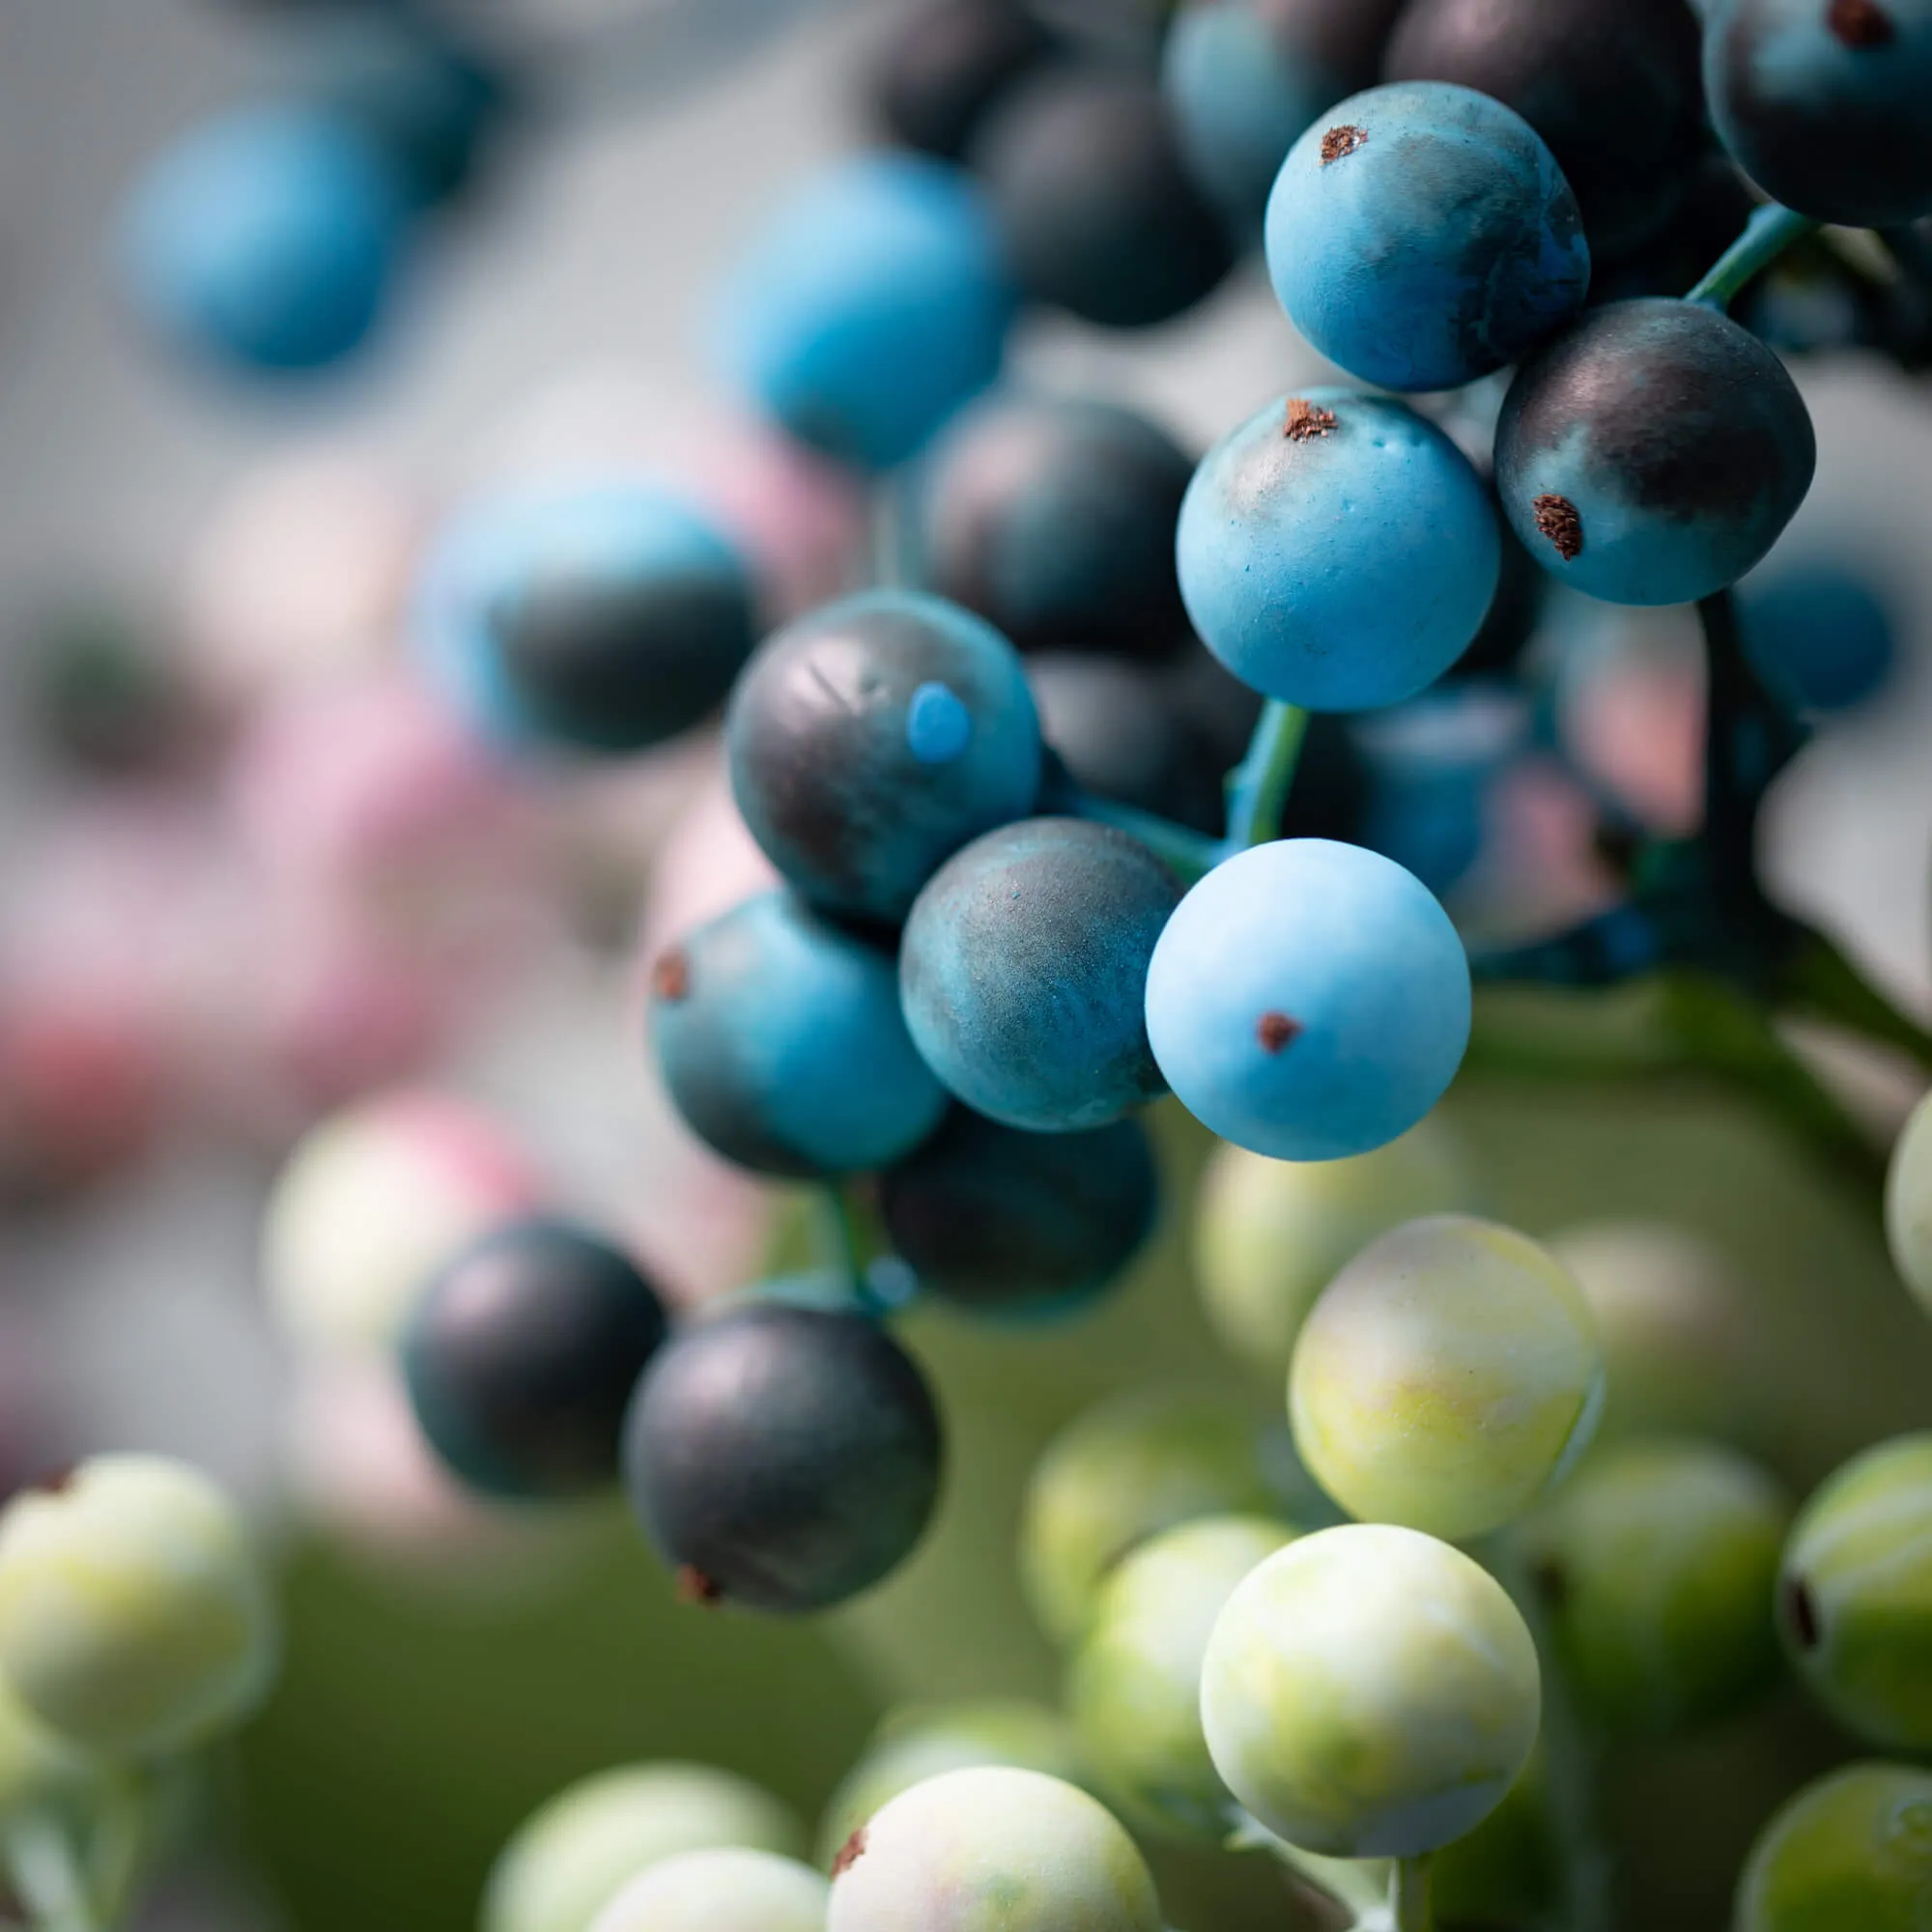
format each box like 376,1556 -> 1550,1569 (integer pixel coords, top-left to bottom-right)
816,1182 -> 870,1300
1391,1854 -> 1434,1932
1685,202 -> 1820,312
1696,588 -> 1792,889
1229,1812 -> 1390,1921
3,1813 -> 101,1932
1777,927 -> 1932,1072
1065,789 -> 1223,882
1224,699 -> 1310,849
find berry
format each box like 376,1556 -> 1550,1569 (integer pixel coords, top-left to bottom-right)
1193,1122 -> 1472,1384
484,1764 -> 806,1932
868,0 -> 1060,162
1736,1762 -> 1932,1932
1264,81 -> 1589,392
1705,0 -> 1932,228
415,485 -> 758,756
973,72 -> 1236,329
725,590 -> 1041,926
1145,840 -> 1472,1163
622,1304 -> 942,1613
714,155 -> 1015,469
1741,562 -> 1899,714
816,1702 -> 1085,1867
1290,1214 -> 1603,1541
587,1847 -> 827,1932
1520,1438 -> 1790,1735
898,818 -> 1183,1132
1175,390 -> 1501,710
826,1766 -> 1162,1932
913,394 -> 1195,662
1067,1515 -> 1296,1837
1382,0 -> 1703,256
402,1220 -> 669,1502
1494,298 -> 1817,608
1200,1524 -> 1541,1857
877,1109 -> 1160,1320
1162,0 -> 1407,228
650,890 -> 948,1179
1019,1386 -> 1297,1646
118,106 -> 412,376
1777,1434 -> 1932,1750
0,1458 -> 279,1757
1887,1089 -> 1932,1313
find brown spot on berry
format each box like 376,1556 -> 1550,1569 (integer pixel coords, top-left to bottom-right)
1321,125 -> 1367,165
675,1565 -> 724,1606
1256,1011 -> 1302,1053
1828,0 -> 1894,44
832,1827 -> 867,1877
1533,493 -> 1584,561
1284,399 -> 1338,442
29,1465 -> 79,1497
651,949 -> 690,1002
1783,1575 -> 1821,1650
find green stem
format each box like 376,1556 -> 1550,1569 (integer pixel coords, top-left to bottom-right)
3,1814 -> 99,1932
1065,789 -> 1223,883
1777,929 -> 1932,1071
1231,1813 -> 1389,1922
1391,1855 -> 1434,1932
1686,202 -> 1820,311
1225,700 -> 1310,849
815,1184 -> 868,1299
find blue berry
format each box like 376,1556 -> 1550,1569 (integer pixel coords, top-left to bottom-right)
402,1219 -> 669,1502
416,484 -> 757,756
1495,298 -> 1817,607
974,73 -> 1235,330
714,154 -> 1015,469
1145,838 -> 1471,1162
1740,563 -> 1898,713
650,890 -> 948,1179
899,818 -> 1183,1132
877,1109 -> 1160,1319
1383,0 -> 1704,256
1706,0 -> 1932,228
913,393 -> 1195,662
118,105 -> 412,376
1177,390 -> 1500,711
1162,0 -> 1406,229
1264,81 -> 1590,393
726,590 -> 1041,925
622,1304 -> 942,1614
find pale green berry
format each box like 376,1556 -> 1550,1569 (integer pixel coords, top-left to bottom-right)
827,1767 -> 1161,1932
1193,1122 -> 1471,1383
1779,1433 -> 1932,1749
1291,1214 -> 1603,1542
815,1702 -> 1082,1869
1019,1385 -> 1296,1646
1548,1220 -> 1755,1444
1067,1515 -> 1295,1839
1200,1523 -> 1541,1859
484,1763 -> 806,1932
0,1458 -> 279,1757
1520,1438 -> 1788,1735
1737,1762 -> 1932,1932
1885,1090 -> 1932,1314
588,1847 -> 827,1932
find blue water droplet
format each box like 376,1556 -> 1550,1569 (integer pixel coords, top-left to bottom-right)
906,681 -> 973,764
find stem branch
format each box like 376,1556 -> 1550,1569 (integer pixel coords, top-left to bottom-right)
3,1815 -> 99,1932
1686,202 -> 1820,310
1225,700 -> 1310,850
1392,1855 -> 1434,1932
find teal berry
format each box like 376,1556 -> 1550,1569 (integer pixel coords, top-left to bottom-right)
1291,1214 -> 1603,1543
0,1458 -> 280,1758
1778,1434 -> 1932,1750
1520,1438 -> 1790,1736
1019,1386 -> 1299,1647
1736,1762 -> 1932,1932
587,1846 -> 828,1932
1067,1515 -> 1296,1838
826,1766 -> 1162,1932
1884,1088 -> 1932,1315
1193,1121 -> 1472,1386
483,1763 -> 807,1932
815,1702 -> 1085,1868
1200,1524 -> 1542,1859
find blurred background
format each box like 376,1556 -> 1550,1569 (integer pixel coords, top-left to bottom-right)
2,3 -> 1931,1928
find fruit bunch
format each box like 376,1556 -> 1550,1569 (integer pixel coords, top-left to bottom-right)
69,0 -> 1932,1927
